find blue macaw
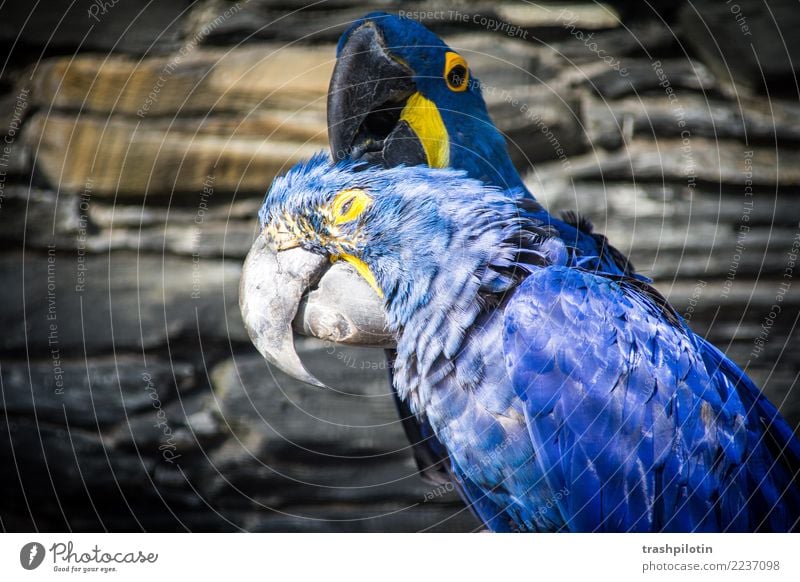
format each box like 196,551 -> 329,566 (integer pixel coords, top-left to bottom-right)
241,12 -> 799,530
326,12 -> 633,277
242,155 -> 800,532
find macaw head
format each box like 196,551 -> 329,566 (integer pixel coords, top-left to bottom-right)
241,154 -> 555,387
242,13 -> 536,369
328,12 -> 524,190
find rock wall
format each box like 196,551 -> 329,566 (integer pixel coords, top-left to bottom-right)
0,0 -> 798,531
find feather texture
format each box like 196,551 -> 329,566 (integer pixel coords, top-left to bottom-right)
260,155 -> 800,532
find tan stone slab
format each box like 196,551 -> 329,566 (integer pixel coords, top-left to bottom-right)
24,112 -> 324,196
30,45 -> 335,116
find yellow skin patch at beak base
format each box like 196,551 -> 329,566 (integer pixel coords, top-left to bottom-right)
327,188 -> 382,297
400,92 -> 450,169
269,189 -> 382,298
332,254 -> 384,299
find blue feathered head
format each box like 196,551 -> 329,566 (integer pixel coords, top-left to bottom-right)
259,154 -> 562,329
328,12 -> 524,191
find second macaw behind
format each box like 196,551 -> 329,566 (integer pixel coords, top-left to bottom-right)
327,12 -> 634,276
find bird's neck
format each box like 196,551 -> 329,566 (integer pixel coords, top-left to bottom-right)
453,141 -> 529,195
379,215 -> 557,410
389,262 -> 485,413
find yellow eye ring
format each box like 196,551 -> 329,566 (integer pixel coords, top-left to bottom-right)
444,52 -> 469,92
331,188 -> 372,225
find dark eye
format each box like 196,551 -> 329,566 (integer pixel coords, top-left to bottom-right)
339,198 -> 353,216
332,188 -> 372,225
447,65 -> 467,89
444,52 -> 469,92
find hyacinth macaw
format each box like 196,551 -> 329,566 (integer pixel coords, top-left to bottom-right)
241,154 -> 800,532
327,12 -> 633,275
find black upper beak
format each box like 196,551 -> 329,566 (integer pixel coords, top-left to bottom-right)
327,22 -> 426,167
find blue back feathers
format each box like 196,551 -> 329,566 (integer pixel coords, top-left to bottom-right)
260,155 -> 800,531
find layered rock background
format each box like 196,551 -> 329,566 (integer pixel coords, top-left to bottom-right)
0,0 -> 798,531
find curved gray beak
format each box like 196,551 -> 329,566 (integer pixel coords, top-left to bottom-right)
239,231 -> 394,388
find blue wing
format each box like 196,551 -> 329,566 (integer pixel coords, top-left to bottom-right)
502,266 -> 800,532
